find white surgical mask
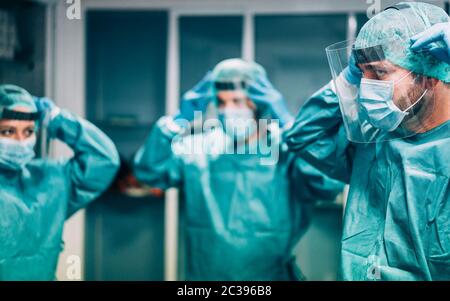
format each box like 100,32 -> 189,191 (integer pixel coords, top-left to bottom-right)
359,71 -> 427,132
0,136 -> 36,171
218,107 -> 257,141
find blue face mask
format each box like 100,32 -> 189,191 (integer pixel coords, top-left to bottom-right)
218,107 -> 256,141
0,137 -> 36,171
359,71 -> 427,132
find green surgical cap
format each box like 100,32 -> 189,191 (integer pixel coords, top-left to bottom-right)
210,58 -> 267,108
355,2 -> 450,83
0,84 -> 37,114
211,58 -> 266,85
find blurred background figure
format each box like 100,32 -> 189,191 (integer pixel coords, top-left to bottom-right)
133,58 -> 344,280
0,84 -> 119,280
3,0 -> 440,281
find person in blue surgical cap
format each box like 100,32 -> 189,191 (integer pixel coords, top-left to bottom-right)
286,2 -> 450,280
0,84 -> 120,280
133,58 -> 344,281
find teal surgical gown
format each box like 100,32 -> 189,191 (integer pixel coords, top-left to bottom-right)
285,83 -> 450,280
133,117 -> 344,281
0,110 -> 120,280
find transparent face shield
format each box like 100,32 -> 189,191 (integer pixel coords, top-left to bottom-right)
325,38 -> 435,143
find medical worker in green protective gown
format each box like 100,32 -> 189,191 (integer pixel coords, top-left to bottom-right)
133,58 -> 344,281
0,84 -> 120,280
286,2 -> 450,280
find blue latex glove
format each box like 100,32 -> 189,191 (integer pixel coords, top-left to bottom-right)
34,97 -> 55,112
411,22 -> 450,64
342,53 -> 362,85
33,97 -> 60,124
174,71 -> 214,124
247,74 -> 293,128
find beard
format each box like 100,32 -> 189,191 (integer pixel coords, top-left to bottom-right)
400,84 -> 433,131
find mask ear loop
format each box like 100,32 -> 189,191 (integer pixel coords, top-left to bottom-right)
401,73 -> 429,115
403,89 -> 428,114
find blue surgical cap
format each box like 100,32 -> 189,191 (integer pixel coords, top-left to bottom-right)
355,2 -> 450,83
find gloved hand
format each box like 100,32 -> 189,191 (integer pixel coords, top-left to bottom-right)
247,74 -> 293,128
411,22 -> 450,64
342,53 -> 362,85
34,97 -> 60,123
174,71 -> 214,125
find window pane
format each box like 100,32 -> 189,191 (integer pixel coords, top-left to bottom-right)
86,10 -> 167,126
85,10 -> 168,281
179,16 -> 243,96
356,13 -> 370,35
255,15 -> 348,114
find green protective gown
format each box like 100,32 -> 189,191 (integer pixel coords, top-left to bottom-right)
133,117 -> 344,281
285,82 -> 450,280
0,110 -> 120,280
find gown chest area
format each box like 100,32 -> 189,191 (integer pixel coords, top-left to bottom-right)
0,164 -> 69,255
181,148 -> 290,196
347,135 -> 450,233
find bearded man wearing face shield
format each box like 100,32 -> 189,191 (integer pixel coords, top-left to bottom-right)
286,2 -> 450,280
